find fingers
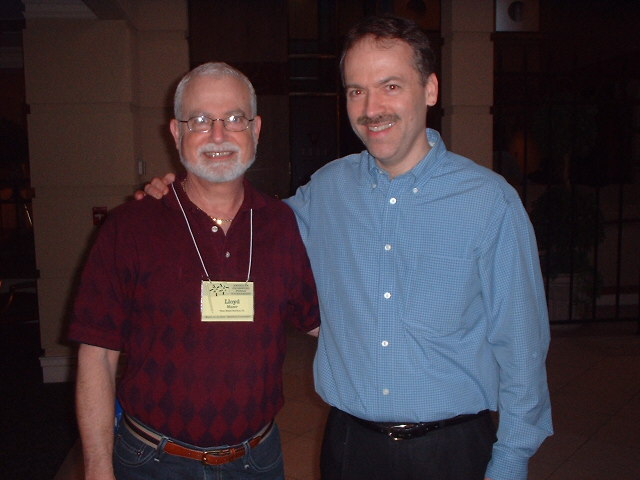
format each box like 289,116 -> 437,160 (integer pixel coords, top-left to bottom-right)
162,173 -> 176,186
143,173 -> 175,200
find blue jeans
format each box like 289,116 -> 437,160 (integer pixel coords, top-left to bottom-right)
113,420 -> 284,480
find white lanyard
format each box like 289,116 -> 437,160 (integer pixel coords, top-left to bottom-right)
171,183 -> 253,282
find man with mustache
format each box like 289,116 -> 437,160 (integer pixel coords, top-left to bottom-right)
69,62 -> 320,480
142,15 -> 552,480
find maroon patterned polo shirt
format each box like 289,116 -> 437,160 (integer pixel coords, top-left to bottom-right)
69,178 -> 320,446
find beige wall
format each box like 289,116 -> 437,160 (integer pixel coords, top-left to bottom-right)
23,0 -> 188,381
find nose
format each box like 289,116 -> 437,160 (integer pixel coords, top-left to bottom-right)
364,89 -> 384,119
208,119 -> 227,143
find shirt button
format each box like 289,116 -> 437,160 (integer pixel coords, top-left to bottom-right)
372,183 -> 377,189
225,252 -> 231,258
384,244 -> 392,251
381,340 -> 389,347
412,187 -> 419,194
384,292 -> 391,299
389,197 -> 397,205
211,225 -> 219,233
382,388 -> 390,395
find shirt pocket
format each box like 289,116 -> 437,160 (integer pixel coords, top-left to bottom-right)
401,253 -> 480,337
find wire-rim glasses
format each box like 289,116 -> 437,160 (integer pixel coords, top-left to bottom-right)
178,115 -> 254,133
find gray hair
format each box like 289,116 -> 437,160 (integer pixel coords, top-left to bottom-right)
173,62 -> 257,119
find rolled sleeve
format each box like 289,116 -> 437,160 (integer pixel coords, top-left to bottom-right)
481,196 -> 553,480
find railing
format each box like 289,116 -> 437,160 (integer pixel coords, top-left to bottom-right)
493,33 -> 639,330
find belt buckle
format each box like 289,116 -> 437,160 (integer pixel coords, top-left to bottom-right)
202,448 -> 231,464
387,422 -> 437,441
387,428 -> 412,441
387,424 -> 414,441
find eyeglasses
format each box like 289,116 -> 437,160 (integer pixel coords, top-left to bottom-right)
178,115 -> 255,133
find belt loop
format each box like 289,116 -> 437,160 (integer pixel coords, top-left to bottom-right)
154,437 -> 169,462
240,438 -> 251,468
242,438 -> 251,452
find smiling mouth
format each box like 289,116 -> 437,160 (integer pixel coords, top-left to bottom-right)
204,151 -> 234,159
357,114 -> 399,133
367,122 -> 395,133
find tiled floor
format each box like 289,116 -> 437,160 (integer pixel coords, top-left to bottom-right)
528,322 -> 640,480
55,321 -> 640,480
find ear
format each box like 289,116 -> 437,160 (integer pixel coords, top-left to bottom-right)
425,73 -> 439,107
169,119 -> 181,149
251,115 -> 262,143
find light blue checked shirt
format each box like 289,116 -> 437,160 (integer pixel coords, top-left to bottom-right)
285,129 -> 552,480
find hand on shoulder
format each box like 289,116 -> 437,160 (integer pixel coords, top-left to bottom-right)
134,173 -> 175,200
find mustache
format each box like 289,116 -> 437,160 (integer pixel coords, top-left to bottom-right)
198,143 -> 240,155
357,114 -> 399,126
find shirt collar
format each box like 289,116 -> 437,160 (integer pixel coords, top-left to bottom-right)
364,128 -> 445,187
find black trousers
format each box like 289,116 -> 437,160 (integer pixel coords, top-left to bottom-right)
320,407 -> 496,480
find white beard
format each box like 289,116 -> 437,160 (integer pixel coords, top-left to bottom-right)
180,142 -> 256,183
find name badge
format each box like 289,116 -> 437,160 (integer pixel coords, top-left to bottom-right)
201,281 -> 254,322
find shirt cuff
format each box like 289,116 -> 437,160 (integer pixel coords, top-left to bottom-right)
485,447 -> 529,480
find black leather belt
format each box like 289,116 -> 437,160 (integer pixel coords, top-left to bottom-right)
349,410 -> 490,440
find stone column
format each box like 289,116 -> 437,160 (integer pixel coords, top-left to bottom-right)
440,0 -> 494,168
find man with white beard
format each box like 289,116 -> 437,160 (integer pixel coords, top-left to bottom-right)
69,62 -> 319,480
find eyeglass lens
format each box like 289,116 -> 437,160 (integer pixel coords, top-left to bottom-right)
186,115 -> 250,132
